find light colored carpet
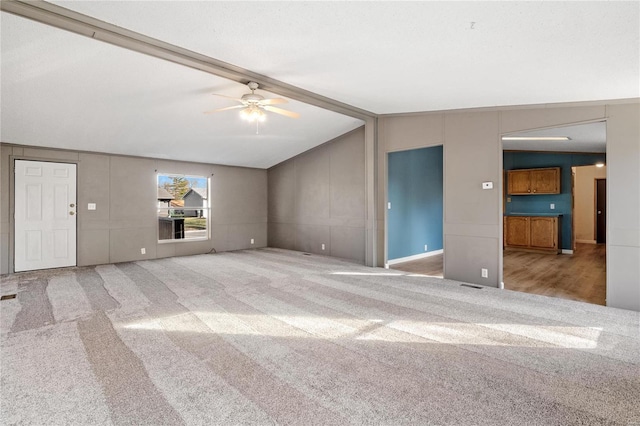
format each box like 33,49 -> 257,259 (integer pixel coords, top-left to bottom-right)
1,248 -> 639,425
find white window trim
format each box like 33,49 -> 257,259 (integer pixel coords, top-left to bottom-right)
157,174 -> 210,243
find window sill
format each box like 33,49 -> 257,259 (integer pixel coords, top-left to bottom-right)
158,237 -> 210,244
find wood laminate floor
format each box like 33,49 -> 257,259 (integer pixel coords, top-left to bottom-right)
390,254 -> 444,277
390,243 -> 606,305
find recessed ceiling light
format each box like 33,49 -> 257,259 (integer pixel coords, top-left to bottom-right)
501,136 -> 571,141
595,162 -> 605,168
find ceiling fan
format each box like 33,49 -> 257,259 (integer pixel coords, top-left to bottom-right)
205,81 -> 300,122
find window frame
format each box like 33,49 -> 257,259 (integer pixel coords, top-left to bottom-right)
157,173 -> 210,244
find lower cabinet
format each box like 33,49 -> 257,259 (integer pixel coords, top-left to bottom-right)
505,216 -> 530,247
504,216 -> 561,254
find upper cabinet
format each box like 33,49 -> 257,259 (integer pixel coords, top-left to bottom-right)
507,167 -> 560,195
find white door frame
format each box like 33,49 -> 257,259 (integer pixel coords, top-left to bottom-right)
12,158 -> 78,272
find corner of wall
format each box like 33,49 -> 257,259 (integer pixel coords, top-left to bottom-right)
267,128 -> 367,263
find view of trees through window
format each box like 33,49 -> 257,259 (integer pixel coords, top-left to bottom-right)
157,174 -> 209,241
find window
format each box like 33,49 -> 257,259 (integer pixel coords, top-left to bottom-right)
157,173 -> 209,242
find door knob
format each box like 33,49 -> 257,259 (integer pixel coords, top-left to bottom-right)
70,203 -> 75,207
598,211 -> 602,214
69,211 -> 75,215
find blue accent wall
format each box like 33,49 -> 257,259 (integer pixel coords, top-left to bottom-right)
504,152 -> 606,250
388,146 -> 443,260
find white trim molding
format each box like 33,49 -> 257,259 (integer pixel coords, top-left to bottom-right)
386,249 -> 443,266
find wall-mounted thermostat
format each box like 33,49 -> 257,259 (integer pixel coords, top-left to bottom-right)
482,182 -> 493,190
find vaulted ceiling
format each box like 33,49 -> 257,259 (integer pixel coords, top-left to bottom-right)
2,1 -> 638,167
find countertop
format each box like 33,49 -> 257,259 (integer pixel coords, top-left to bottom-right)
504,212 -> 563,217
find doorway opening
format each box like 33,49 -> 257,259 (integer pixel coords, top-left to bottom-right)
501,121 -> 607,305
386,145 -> 444,277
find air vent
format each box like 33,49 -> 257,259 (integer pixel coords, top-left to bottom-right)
1,294 -> 17,300
460,284 -> 483,290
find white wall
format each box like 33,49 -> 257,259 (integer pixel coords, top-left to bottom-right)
574,165 -> 607,243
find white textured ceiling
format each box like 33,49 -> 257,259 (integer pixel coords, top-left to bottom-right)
0,13 -> 363,168
50,1 -> 640,113
2,2 -> 638,167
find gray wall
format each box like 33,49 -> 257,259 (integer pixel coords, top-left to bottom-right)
3,100 -> 638,312
606,103 -> 640,311
0,145 -> 267,274
268,127 -> 366,263
379,100 -> 640,311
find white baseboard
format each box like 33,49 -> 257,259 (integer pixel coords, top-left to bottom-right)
562,249 -> 574,254
576,239 -> 596,244
387,249 -> 443,266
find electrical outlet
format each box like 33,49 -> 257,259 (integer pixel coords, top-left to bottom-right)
424,244 -> 428,251
387,202 -> 391,209
550,203 -> 555,210
321,244 -> 325,250
140,248 -> 146,255
87,203 -> 96,210
250,238 -> 255,245
481,268 -> 488,278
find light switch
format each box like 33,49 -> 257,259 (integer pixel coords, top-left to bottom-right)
88,203 -> 96,210
482,182 -> 493,189
550,203 -> 555,210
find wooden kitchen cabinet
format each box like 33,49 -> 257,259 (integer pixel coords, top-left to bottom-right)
505,216 -> 530,247
530,217 -> 557,249
504,215 -> 561,253
507,167 -> 560,195
507,170 -> 531,195
530,168 -> 560,194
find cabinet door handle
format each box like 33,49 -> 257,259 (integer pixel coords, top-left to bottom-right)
527,189 -> 531,193
533,189 -> 536,193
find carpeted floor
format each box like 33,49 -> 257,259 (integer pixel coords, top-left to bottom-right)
1,248 -> 639,425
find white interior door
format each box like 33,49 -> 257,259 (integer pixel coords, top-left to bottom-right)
14,160 -> 77,272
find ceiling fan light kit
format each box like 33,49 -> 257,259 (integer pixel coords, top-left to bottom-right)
241,105 -> 266,122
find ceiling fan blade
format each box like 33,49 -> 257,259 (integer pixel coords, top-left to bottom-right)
211,93 -> 244,103
263,105 -> 300,119
204,104 -> 245,114
260,98 -> 288,105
